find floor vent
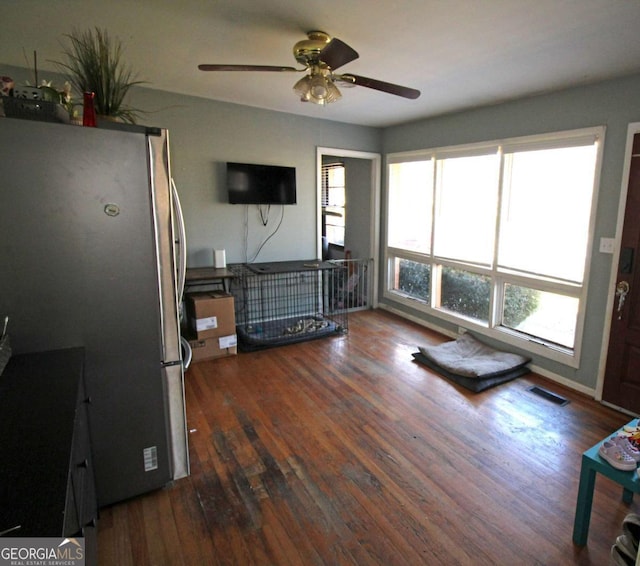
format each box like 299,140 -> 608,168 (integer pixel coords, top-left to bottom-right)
527,385 -> 569,406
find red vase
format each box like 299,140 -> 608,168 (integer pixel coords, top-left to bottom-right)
82,92 -> 97,127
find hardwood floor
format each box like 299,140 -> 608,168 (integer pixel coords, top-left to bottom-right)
98,309 -> 636,565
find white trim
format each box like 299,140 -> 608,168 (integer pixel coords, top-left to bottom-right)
382,285 -> 579,366
572,131 -> 606,370
600,400 -> 639,419
383,126 -> 605,368
595,122 -> 640,400
386,126 -> 603,163
527,363 -> 595,398
317,147 -> 381,307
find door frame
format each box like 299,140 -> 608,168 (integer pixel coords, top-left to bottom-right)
316,147 -> 381,308
596,121 -> 640,402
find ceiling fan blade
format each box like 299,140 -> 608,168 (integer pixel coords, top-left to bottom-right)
198,64 -> 299,72
340,74 -> 421,99
319,38 -> 359,70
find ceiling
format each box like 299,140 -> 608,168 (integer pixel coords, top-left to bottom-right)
4,0 -> 640,128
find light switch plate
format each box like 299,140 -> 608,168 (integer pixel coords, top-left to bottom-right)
599,237 -> 615,254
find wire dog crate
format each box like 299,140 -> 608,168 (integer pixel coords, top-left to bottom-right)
229,260 -> 348,351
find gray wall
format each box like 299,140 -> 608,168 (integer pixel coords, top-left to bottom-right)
5,60 -> 640,392
127,88 -> 382,266
1,65 -> 381,268
381,72 -> 640,390
344,156 -> 373,260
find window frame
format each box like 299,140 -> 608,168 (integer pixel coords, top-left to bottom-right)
384,127 -> 605,368
322,162 -> 346,247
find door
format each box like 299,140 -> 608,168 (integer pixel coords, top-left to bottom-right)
602,131 -> 640,411
316,147 -> 381,307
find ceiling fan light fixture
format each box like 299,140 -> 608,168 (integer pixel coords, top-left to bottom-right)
325,79 -> 342,103
293,75 -> 312,101
293,72 -> 341,105
310,73 -> 331,101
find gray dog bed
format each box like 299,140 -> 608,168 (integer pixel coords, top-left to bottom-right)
412,332 -> 531,392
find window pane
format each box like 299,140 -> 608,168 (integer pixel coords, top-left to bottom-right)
439,267 -> 491,323
498,145 -> 597,282
502,284 -> 577,348
326,224 -> 344,246
328,166 -> 345,188
325,210 -> 345,228
328,186 -> 345,207
323,163 -> 346,246
388,161 -> 433,253
434,153 -> 499,265
392,258 -> 430,302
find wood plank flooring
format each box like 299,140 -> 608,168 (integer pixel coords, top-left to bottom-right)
98,309 -> 636,565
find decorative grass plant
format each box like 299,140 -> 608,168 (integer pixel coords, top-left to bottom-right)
54,27 -> 144,123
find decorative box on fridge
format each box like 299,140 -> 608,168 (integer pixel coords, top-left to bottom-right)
3,96 -> 70,123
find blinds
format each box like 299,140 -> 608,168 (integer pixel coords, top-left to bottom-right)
322,162 -> 344,207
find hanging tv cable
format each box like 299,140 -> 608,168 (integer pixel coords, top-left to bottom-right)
248,205 -> 285,263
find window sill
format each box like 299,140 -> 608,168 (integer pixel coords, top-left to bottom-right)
383,289 -> 580,369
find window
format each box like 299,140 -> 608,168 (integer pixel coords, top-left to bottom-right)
385,128 -> 603,365
388,159 -> 433,253
322,162 -> 346,246
434,152 -> 499,266
498,144 -> 597,282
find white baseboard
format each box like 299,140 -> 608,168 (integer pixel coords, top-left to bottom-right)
378,303 -> 596,398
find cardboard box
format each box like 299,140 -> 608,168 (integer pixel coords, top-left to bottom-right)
186,291 -> 235,339
189,334 -> 238,362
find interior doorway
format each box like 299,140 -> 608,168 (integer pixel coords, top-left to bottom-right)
599,122 -> 640,413
316,147 -> 381,308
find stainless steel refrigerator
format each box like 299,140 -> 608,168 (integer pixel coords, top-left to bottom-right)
0,117 -> 189,506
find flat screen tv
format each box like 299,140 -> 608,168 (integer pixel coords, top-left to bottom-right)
227,162 -> 297,205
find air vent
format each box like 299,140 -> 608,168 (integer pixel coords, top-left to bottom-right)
527,385 -> 569,406
143,446 -> 158,471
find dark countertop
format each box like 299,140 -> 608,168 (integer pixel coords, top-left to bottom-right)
185,267 -> 236,281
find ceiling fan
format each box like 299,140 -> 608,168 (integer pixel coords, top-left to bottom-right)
198,31 -> 420,105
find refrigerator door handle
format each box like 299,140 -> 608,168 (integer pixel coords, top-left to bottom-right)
148,132 -> 190,481
171,177 -> 187,301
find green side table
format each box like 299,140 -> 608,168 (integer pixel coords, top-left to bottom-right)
573,419 -> 640,545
